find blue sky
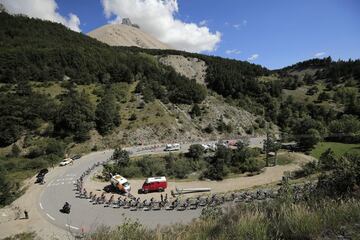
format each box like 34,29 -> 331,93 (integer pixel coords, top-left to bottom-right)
29,0 -> 360,69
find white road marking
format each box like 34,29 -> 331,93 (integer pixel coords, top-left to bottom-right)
46,213 -> 55,221
57,177 -> 73,181
39,203 -> 43,209
66,224 -> 79,230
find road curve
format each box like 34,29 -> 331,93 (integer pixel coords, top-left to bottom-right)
38,138 -> 266,234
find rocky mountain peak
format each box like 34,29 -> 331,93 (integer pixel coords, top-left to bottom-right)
121,18 -> 140,29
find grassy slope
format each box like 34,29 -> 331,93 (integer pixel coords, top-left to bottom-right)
282,81 -> 328,102
311,142 -> 360,159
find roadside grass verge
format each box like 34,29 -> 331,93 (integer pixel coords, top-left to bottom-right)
2,232 -> 37,240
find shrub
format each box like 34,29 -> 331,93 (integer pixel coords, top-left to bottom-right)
172,158 -> 191,179
44,139 -> 65,157
112,148 -> 130,167
138,102 -> 145,109
293,160 -> 318,178
129,113 -> 137,121
27,147 -> 44,159
319,148 -> 338,170
186,144 -> 205,160
9,144 -> 21,157
102,164 -> 118,180
190,104 -> 201,118
121,165 -> 142,178
86,219 -> 153,240
240,158 -> 264,173
204,124 -> 214,133
318,152 -> 360,196
256,118 -> 266,128
136,156 -> 166,177
200,206 -> 223,220
245,126 -> 254,134
25,158 -> 48,170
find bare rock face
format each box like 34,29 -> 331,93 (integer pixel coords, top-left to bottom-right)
88,23 -> 171,49
159,55 -> 207,85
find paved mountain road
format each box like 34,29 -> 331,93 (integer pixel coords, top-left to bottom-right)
38,138 -> 267,233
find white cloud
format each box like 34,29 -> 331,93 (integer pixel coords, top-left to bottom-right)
233,24 -> 241,29
101,0 -> 221,52
233,20 -> 247,30
314,52 -> 326,57
248,54 -> 259,61
225,49 -> 241,55
199,20 -> 208,26
0,0 -> 81,32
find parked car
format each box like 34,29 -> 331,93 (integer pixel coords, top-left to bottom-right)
60,158 -> 73,166
71,155 -> 81,160
139,176 -> 167,194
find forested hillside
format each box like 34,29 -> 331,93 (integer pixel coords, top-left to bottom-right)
0,11 -> 209,146
140,48 -> 360,150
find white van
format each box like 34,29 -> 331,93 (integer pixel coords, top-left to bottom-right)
110,175 -> 131,192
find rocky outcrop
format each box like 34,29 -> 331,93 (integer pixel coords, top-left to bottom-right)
121,18 -> 140,29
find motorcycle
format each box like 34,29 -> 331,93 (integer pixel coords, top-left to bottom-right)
60,202 -> 71,214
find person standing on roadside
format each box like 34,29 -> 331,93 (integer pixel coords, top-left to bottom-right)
24,210 -> 29,219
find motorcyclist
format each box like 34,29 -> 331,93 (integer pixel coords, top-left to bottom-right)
63,202 -> 71,213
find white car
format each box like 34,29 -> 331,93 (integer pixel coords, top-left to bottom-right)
164,143 -> 181,151
60,158 -> 73,166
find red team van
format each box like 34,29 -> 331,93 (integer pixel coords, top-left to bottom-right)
140,176 -> 167,193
